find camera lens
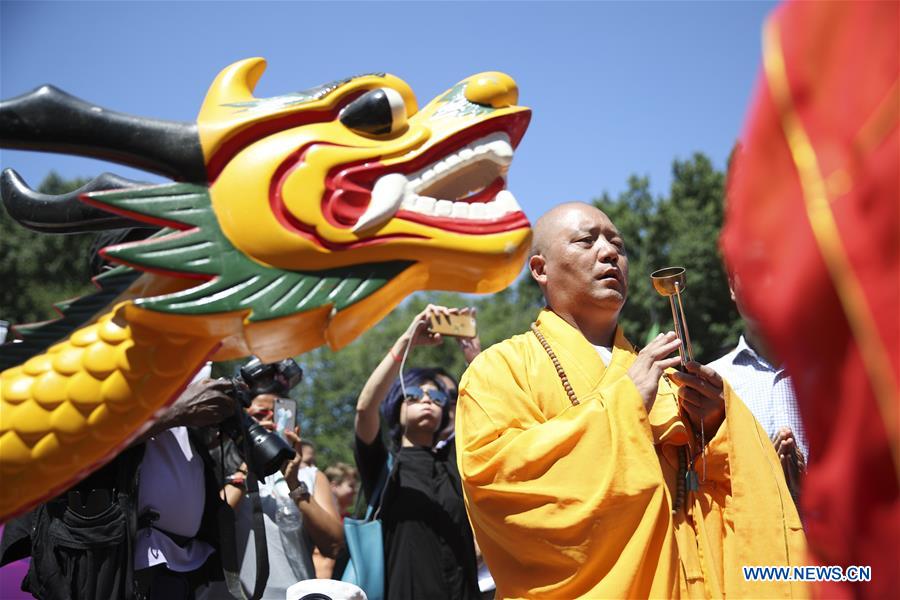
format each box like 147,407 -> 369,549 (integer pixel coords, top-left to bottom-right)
242,413 -> 296,476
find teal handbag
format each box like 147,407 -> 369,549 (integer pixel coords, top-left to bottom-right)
341,454 -> 395,600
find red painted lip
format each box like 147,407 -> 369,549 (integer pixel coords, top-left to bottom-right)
324,110 -> 532,235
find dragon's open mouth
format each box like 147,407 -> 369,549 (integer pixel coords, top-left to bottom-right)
389,131 -> 516,219
321,112 -> 530,236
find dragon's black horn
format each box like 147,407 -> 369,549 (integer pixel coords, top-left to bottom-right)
0,85 -> 206,182
1,169 -> 151,233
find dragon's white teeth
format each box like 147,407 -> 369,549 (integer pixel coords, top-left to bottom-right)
407,132 -> 513,188
435,200 -> 453,217
399,190 -> 521,221
495,190 -> 518,211
497,191 -> 522,215
354,132 -> 521,231
484,139 -> 514,162
416,196 -> 436,212
353,173 -> 409,233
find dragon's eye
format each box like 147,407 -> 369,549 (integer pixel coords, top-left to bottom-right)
339,87 -> 407,135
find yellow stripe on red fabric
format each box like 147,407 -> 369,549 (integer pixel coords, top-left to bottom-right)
762,17 -> 899,478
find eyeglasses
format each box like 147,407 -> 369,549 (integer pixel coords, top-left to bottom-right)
402,386 -> 449,406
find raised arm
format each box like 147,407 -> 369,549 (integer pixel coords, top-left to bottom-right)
283,429 -> 345,558
354,304 -> 445,444
132,377 -> 235,445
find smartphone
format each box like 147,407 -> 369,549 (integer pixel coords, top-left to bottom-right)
428,312 -> 477,338
274,398 -> 296,440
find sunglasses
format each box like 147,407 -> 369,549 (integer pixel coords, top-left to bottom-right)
402,386 -> 448,406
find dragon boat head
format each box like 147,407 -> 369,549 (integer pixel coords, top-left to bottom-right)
1,59 -> 532,360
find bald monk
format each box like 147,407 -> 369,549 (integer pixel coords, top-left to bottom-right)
456,203 -> 807,599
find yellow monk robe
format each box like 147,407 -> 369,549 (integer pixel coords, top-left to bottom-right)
456,309 -> 807,599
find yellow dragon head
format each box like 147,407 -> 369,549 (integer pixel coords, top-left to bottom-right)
0,60 -> 532,521
1,59 -> 532,362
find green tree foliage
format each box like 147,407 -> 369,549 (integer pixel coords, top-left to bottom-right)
0,172 -> 96,328
657,153 -> 741,358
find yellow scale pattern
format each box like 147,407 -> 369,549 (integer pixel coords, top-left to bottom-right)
0,304 -> 216,518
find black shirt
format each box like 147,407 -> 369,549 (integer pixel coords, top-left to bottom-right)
355,434 -> 479,600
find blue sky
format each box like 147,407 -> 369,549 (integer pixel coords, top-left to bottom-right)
0,0 -> 777,221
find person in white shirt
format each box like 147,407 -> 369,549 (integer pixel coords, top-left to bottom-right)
708,275 -> 807,504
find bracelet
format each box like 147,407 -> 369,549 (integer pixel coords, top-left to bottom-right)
289,481 -> 310,502
224,473 -> 246,489
389,348 -> 403,363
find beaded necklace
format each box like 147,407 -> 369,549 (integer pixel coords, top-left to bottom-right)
530,323 -> 579,406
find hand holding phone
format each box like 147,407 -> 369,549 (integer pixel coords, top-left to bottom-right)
428,311 -> 477,338
274,398 -> 296,440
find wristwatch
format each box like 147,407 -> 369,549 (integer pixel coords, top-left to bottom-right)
289,481 -> 310,502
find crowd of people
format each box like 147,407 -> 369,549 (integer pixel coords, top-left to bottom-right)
0,202 -> 812,599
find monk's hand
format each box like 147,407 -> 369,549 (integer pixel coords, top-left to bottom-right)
772,426 -> 805,501
627,332 -> 683,411
668,362 -> 726,439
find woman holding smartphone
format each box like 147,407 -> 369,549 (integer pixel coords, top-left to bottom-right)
209,391 -> 344,599
353,304 -> 481,600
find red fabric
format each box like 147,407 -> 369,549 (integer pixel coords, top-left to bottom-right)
721,1 -> 899,597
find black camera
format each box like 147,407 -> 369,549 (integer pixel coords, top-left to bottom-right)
237,357 -> 303,399
222,357 -> 303,477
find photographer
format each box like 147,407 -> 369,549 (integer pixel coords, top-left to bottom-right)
205,360 -> 344,600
